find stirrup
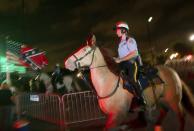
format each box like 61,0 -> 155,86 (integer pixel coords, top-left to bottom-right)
123,81 -> 134,93
136,96 -> 146,106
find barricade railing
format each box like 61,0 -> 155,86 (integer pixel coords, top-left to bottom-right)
16,91 -> 106,128
61,91 -> 106,126
16,93 -> 62,125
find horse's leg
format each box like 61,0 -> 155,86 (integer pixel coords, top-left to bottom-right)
105,114 -> 119,131
74,80 -> 82,92
63,76 -> 74,93
169,102 -> 185,131
153,97 -> 184,131
154,102 -> 169,131
177,108 -> 185,131
105,113 -> 126,131
128,111 -> 147,129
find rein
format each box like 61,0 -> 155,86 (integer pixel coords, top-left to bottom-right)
89,65 -> 107,69
81,71 -> 121,99
97,76 -> 121,99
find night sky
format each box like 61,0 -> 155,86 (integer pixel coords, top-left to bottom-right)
0,0 -> 194,71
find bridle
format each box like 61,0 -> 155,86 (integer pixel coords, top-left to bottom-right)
72,46 -> 106,70
71,45 -> 121,99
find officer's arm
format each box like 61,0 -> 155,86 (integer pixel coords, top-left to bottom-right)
119,50 -> 138,62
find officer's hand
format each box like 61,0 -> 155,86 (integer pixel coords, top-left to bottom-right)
113,57 -> 121,63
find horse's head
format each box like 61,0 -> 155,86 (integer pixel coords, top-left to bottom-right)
64,34 -> 97,71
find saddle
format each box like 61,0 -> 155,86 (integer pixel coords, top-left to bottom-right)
121,65 -> 164,96
122,65 -> 164,112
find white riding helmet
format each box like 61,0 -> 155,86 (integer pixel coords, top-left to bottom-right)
114,21 -> 129,31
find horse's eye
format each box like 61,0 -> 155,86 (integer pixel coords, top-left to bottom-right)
83,48 -> 89,52
83,48 -> 87,52
83,45 -> 91,52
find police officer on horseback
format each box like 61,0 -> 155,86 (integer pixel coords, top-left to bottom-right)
113,21 -> 145,105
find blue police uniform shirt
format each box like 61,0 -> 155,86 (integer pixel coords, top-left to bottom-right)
118,37 -> 138,59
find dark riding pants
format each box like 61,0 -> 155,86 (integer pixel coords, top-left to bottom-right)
119,60 -> 145,99
119,60 -> 138,84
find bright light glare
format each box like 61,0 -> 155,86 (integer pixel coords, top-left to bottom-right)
164,48 -> 169,53
76,72 -> 83,78
185,54 -> 192,61
170,52 -> 179,60
148,17 -> 153,23
189,34 -> 194,41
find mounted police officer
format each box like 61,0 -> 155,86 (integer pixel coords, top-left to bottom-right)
113,21 -> 145,105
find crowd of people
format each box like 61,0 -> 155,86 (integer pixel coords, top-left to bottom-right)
0,64 -> 89,130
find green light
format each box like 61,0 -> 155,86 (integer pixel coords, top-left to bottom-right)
0,56 -> 26,73
0,57 -> 6,63
14,66 -> 26,73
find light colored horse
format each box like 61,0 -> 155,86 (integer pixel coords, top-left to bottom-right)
39,72 -> 54,94
30,72 -> 81,94
55,74 -> 82,93
64,35 -> 194,131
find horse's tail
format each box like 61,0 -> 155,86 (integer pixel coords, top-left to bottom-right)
181,80 -> 194,120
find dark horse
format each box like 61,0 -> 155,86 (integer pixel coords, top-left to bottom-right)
51,67 -> 83,94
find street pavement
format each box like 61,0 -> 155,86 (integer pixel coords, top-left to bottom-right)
27,109 -> 194,131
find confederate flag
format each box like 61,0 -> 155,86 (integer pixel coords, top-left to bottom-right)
6,40 -> 48,70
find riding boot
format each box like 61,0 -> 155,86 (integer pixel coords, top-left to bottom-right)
133,83 -> 146,106
121,70 -> 146,106
121,72 -> 135,93
123,79 -> 135,93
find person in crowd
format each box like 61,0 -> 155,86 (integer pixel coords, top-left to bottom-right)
0,80 -> 15,131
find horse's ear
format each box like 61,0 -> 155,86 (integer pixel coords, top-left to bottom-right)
86,34 -> 96,47
91,35 -> 96,46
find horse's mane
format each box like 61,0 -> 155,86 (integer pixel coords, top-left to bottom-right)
98,47 -> 120,76
85,34 -> 120,75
